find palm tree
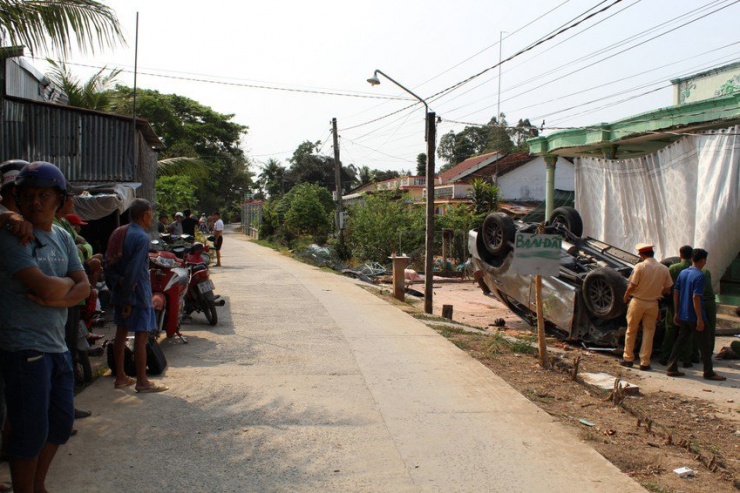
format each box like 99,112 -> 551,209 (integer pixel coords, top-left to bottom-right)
0,0 -> 124,56
46,58 -> 120,110
258,158 -> 286,199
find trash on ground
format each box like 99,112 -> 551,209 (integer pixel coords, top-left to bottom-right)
579,419 -> 595,427
673,466 -> 695,478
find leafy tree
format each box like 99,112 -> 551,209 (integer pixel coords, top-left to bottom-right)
486,115 -> 514,156
155,175 -> 197,218
0,0 -> 124,56
437,124 -> 491,167
283,183 -> 334,241
470,178 -> 499,216
345,193 -> 424,262
258,158 -> 286,198
416,153 -> 426,175
110,86 -> 252,216
511,118 -> 539,150
45,59 -> 120,110
285,140 -> 354,194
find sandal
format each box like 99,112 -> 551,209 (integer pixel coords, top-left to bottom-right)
136,383 -> 169,393
114,376 -> 136,389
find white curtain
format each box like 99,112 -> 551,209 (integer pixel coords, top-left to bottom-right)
576,125 -> 740,291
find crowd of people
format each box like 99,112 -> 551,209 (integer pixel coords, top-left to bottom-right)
620,242 -> 728,381
0,159 -> 227,491
157,209 -> 224,267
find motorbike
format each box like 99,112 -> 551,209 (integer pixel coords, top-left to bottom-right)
149,248 -> 190,343
183,242 -> 224,325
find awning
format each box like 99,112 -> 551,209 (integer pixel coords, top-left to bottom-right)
73,183 -> 140,221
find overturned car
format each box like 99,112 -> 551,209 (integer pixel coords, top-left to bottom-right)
469,207 -> 674,348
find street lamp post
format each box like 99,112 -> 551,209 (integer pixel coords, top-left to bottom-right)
368,70 -> 436,314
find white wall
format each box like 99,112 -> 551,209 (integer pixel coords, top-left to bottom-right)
498,156 -> 574,201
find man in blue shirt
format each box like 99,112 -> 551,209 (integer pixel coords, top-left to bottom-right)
665,248 -> 725,381
0,162 -> 90,492
109,198 -> 168,393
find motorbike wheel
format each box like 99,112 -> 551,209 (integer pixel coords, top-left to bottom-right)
582,267 -> 629,320
481,213 -> 515,257
547,206 -> 583,237
155,308 -> 166,336
204,298 -> 218,326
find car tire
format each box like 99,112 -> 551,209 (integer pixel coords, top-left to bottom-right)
481,213 -> 515,257
548,206 -> 583,237
660,256 -> 680,268
582,267 -> 628,320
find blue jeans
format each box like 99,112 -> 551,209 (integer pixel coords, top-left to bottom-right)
1,350 -> 74,459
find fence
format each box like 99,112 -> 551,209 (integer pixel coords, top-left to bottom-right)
397,228 -> 471,274
241,202 -> 263,238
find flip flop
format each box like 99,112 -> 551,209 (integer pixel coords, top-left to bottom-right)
136,383 -> 169,393
114,376 -> 136,389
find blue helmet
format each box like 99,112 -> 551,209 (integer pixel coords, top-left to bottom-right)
15,161 -> 67,194
0,159 -> 29,192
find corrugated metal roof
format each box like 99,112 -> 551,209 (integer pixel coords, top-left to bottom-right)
1,97 -> 162,184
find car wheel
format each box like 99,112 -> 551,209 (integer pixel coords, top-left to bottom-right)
548,206 -> 583,237
660,256 -> 680,268
481,213 -> 515,256
582,267 -> 628,320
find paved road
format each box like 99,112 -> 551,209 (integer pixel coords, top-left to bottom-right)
51,228 -> 645,492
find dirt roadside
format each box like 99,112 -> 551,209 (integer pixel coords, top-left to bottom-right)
386,279 -> 740,493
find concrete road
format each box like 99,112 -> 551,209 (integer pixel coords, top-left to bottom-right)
51,228 -> 645,492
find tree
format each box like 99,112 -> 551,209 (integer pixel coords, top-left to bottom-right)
437,124 -> 491,166
155,175 -> 197,218
511,118 -> 539,151
283,183 -> 334,241
416,153 -> 426,176
258,158 -> 286,198
285,140 -> 354,195
345,193 -> 424,262
470,178 -> 499,216
0,0 -> 124,56
110,86 -> 253,215
45,58 -> 120,110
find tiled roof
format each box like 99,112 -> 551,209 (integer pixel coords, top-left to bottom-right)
438,151 -> 500,184
466,151 -> 534,181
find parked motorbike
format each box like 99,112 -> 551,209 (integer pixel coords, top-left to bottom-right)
184,242 -> 224,325
149,249 -> 190,343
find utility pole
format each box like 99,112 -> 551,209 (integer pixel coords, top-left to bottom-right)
497,30 -> 503,121
332,118 -> 344,247
424,112 -> 436,314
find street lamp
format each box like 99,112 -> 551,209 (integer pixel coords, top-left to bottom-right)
367,69 -> 437,314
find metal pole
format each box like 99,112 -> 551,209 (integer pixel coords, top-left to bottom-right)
497,31 -> 503,121
367,70 -> 435,312
424,112 -> 436,314
332,118 -> 344,247
132,12 -> 140,188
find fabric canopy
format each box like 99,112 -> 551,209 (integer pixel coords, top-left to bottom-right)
576,125 -> 740,292
73,183 -> 139,221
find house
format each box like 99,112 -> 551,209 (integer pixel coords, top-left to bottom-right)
430,151 -> 574,213
0,50 -> 164,251
527,61 -> 740,301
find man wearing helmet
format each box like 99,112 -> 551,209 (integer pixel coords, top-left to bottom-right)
0,160 -> 34,244
0,162 -> 90,493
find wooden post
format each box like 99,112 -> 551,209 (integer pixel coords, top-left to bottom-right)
390,255 -> 410,301
442,305 -> 453,320
535,274 -> 549,368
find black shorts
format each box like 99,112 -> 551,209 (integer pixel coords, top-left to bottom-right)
214,236 -> 223,251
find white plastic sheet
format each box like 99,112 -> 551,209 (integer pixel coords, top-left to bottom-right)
73,183 -> 139,221
576,125 -> 740,292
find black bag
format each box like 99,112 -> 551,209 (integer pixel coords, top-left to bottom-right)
145,335 -> 167,375
106,336 -> 167,376
106,341 -> 136,377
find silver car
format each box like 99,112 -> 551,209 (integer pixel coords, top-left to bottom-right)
469,207 -> 674,347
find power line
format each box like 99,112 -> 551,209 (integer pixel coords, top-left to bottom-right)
49,60 -> 414,101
